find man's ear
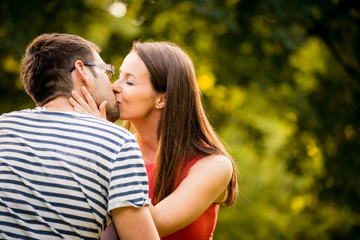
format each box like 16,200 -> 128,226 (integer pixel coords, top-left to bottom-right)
157,93 -> 166,109
72,60 -> 90,86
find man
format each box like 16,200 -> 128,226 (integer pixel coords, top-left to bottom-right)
0,33 -> 159,239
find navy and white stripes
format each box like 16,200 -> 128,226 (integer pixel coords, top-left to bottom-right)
0,107 -> 150,239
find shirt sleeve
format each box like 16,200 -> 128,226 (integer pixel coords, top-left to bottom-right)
107,136 -> 151,212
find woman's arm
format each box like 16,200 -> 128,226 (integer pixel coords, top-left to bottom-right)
150,155 -> 233,237
111,206 -> 160,239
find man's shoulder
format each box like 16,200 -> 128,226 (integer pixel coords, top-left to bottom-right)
86,117 -> 134,139
75,114 -> 130,132
59,112 -> 135,141
1,108 -> 134,142
0,108 -> 35,118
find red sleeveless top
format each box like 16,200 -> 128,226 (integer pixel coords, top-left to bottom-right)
145,158 -> 220,240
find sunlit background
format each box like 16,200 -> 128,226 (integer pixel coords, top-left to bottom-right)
1,0 -> 359,239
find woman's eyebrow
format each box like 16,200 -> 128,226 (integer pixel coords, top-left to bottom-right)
119,69 -> 137,80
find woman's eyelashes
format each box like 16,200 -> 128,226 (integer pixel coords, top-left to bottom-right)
117,73 -> 135,85
126,81 -> 135,85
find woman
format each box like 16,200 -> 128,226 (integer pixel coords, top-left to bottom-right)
70,41 -> 238,239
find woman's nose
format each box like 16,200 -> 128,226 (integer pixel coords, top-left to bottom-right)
112,79 -> 122,92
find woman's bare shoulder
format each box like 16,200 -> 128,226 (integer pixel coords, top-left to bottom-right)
189,154 -> 233,178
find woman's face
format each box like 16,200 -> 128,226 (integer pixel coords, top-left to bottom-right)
112,51 -> 160,121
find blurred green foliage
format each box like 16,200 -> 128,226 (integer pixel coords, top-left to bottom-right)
1,0 -> 359,239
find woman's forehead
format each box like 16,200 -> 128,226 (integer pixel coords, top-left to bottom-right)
120,52 -> 149,77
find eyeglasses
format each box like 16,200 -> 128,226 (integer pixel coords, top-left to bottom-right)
70,62 -> 114,80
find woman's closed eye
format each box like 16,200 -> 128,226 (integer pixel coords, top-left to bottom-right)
117,74 -> 135,86
126,80 -> 135,85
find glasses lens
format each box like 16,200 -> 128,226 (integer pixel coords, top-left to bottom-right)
106,70 -> 113,80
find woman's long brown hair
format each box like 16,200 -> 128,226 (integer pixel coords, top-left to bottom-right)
125,41 -> 238,206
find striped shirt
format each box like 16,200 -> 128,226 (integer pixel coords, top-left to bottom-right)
0,107 -> 150,240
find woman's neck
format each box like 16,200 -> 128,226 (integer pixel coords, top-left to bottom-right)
132,121 -> 159,164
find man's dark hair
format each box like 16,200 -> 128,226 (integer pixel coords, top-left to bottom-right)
20,33 -> 100,106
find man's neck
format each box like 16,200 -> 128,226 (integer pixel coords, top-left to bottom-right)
42,97 -> 76,112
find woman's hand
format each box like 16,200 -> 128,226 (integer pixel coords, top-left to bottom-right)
69,86 -> 107,120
